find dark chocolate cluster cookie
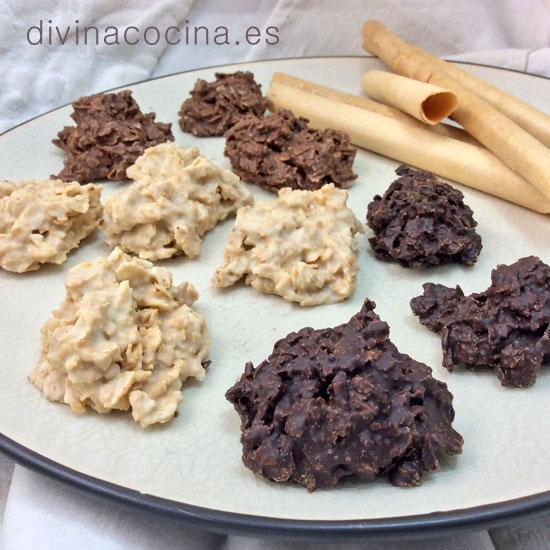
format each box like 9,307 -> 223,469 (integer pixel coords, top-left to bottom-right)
178,71 -> 268,137
53,90 -> 173,182
224,109 -> 357,193
367,166 -> 482,267
411,256 -> 550,388
226,299 -> 463,491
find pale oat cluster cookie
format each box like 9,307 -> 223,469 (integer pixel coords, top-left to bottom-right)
29,248 -> 210,428
0,179 -> 102,273
212,184 -> 362,306
101,143 -> 252,261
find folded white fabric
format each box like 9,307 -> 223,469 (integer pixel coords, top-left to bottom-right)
2,0 -> 549,132
0,0 -> 194,132
0,466 -> 495,550
2,466 -> 549,550
0,466 -> 225,550
240,0 -> 550,77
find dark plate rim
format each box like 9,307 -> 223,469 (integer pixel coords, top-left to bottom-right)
1,55 -> 549,541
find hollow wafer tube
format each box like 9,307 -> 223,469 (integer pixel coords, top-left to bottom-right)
361,70 -> 458,125
271,73 -> 475,143
268,78 -> 550,214
363,21 -> 550,147
361,20 -> 550,201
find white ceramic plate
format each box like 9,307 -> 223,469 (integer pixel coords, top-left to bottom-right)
0,57 -> 548,540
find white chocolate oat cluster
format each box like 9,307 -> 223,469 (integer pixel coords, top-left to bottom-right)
0,179 -> 102,273
29,248 -> 210,428
212,184 -> 362,306
101,143 -> 252,260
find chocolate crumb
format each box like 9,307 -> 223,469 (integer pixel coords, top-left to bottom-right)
53,90 -> 173,182
226,299 -> 463,491
367,166 -> 482,268
411,256 -> 550,388
179,71 -> 268,137
224,109 -> 357,193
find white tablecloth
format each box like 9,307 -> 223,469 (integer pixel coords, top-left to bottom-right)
0,1 -> 549,548
1,0 -> 549,133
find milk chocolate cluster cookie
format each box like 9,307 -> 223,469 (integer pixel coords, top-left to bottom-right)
367,166 -> 482,267
53,90 -> 173,182
179,71 -> 268,137
224,109 -> 357,192
226,300 -> 463,491
411,256 -> 550,387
